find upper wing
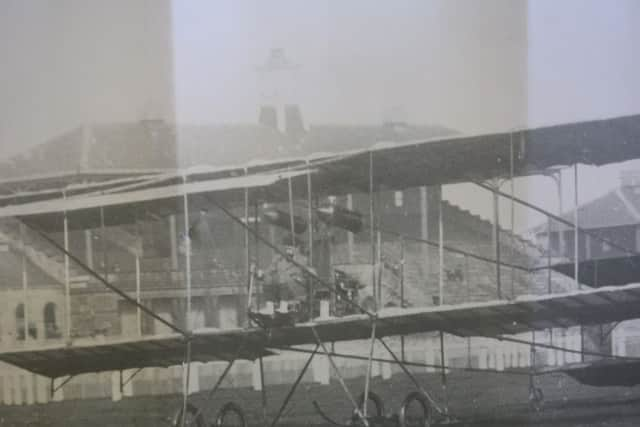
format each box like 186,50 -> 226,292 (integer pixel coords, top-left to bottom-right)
0,169 -> 308,231
302,113 -> 640,195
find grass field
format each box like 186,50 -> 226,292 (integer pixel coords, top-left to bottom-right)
2,369 -> 640,426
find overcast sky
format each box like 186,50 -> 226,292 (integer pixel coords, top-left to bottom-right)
1,0 -> 639,229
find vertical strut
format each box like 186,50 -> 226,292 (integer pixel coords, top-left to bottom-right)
259,356 -> 267,423
574,164 -> 583,362
369,152 -> 376,309
183,176 -> 192,330
493,188 -> 501,299
574,164 -> 579,290
64,197 -> 71,341
181,340 -> 192,427
439,331 -> 449,416
376,230 -> 382,308
134,213 -> 142,336
244,168 -> 250,291
254,201 -> 261,311
20,222 -> 29,343
100,206 -> 107,281
307,162 -> 313,264
400,236 -> 406,361
363,321 -> 377,417
307,164 -> 314,321
509,134 -> 516,299
287,173 -> 295,247
438,188 -> 444,305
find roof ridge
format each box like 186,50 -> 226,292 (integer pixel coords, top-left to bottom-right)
615,187 -> 640,221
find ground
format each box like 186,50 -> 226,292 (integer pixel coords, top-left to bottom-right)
2,369 -> 640,426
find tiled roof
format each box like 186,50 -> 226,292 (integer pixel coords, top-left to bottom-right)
537,185 -> 640,233
0,121 -> 455,186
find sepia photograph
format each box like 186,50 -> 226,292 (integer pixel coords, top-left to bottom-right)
1,1 -> 640,426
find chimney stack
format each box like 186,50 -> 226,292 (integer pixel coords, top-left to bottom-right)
258,105 -> 278,130
284,104 -> 305,140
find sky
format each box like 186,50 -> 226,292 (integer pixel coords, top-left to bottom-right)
1,0 -> 639,230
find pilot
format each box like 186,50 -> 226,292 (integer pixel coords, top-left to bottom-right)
265,242 -> 312,313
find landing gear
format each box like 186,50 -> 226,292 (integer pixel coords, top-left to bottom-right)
171,403 -> 204,427
214,402 -> 247,427
399,391 -> 432,427
352,391 -> 385,424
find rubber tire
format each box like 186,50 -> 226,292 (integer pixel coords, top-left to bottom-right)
214,402 -> 247,427
352,390 -> 384,421
399,391 -> 431,427
172,403 -> 204,427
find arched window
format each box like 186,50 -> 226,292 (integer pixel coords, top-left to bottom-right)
15,303 -> 25,340
44,303 -> 61,339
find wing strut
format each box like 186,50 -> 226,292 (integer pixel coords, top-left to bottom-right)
378,337 -> 444,416
119,367 -> 144,393
311,328 -> 369,427
362,320 -> 377,417
50,375 -> 74,398
268,344 -> 319,427
185,358 -> 236,426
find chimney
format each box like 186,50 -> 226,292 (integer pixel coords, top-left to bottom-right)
259,105 -> 278,130
284,104 -> 305,140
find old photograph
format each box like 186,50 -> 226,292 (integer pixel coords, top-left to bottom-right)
1,1 -> 640,426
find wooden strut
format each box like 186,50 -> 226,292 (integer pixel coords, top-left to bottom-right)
311,328 -> 370,427
377,337 -> 444,416
119,367 -> 144,393
400,235 -> 406,362
184,358 -> 237,427
268,344 -> 319,427
439,331 -> 449,416
181,340 -> 192,427
259,355 -> 268,424
363,320 -> 377,417
50,375 -> 74,397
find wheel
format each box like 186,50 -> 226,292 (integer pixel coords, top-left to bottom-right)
171,403 -> 204,427
214,402 -> 247,427
352,390 -> 384,424
399,391 -> 431,427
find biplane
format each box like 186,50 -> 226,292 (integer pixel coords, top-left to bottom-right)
1,113 -> 640,427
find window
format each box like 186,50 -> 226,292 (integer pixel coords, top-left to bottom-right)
44,302 -> 61,339
394,191 -> 403,207
15,304 -> 36,340
15,304 -> 24,341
